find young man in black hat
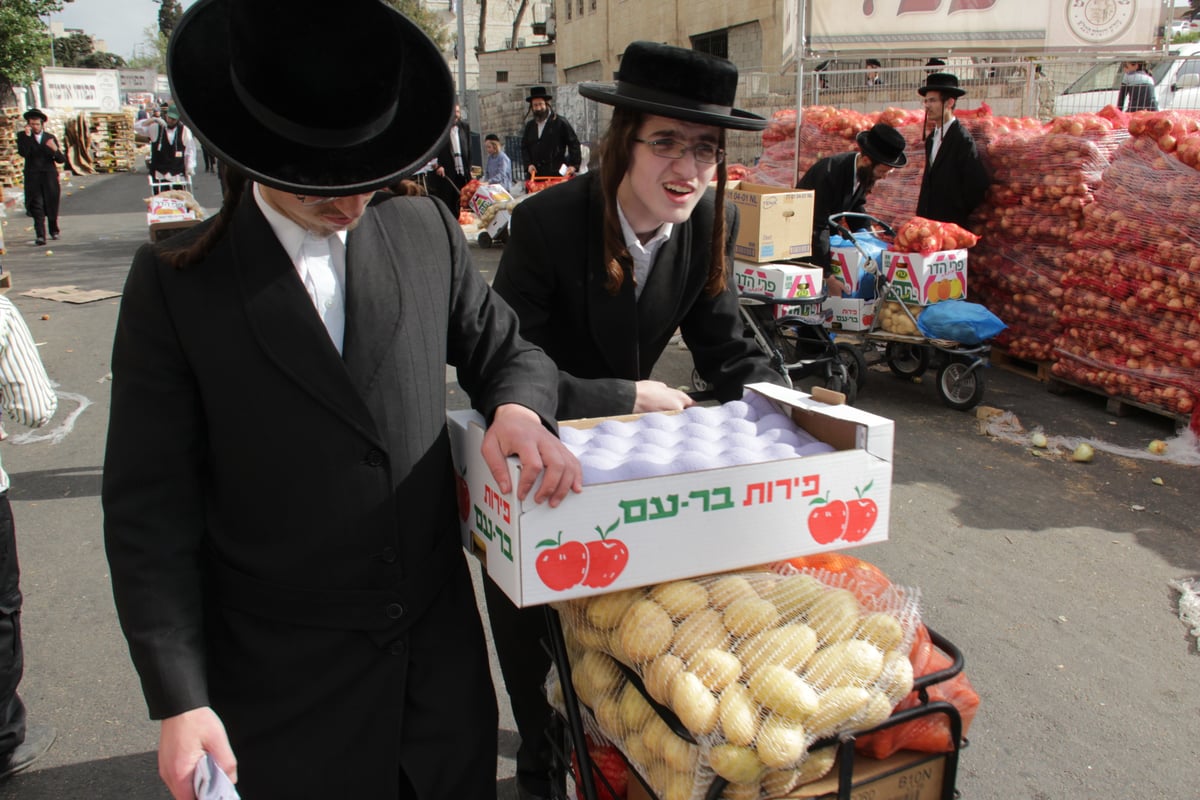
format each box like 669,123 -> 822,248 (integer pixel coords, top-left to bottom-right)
798,121 -> 907,296
490,40 -> 784,800
15,110 -> 66,245
101,2 -> 581,798
915,72 -> 990,229
433,103 -> 473,208
520,86 -> 582,179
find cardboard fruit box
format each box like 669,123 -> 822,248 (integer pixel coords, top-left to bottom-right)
725,181 -> 814,263
446,383 -> 894,608
824,297 -> 877,332
734,261 -> 825,321
882,249 -> 968,306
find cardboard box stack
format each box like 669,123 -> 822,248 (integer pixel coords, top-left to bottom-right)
725,181 -> 815,263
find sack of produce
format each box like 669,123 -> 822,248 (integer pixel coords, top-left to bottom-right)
878,301 -> 923,335
916,299 -> 1006,345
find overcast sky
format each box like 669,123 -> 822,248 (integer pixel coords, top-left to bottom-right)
53,0 -> 199,61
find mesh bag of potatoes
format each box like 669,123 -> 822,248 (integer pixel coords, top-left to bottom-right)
547,564 -> 920,800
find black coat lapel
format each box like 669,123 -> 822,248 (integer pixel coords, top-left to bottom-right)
583,177 -> 640,378
342,202 -> 403,398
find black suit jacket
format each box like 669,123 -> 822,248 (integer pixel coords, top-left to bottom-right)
520,113 -> 581,177
798,151 -> 869,271
16,131 -> 65,175
435,119 -> 473,189
493,172 -> 783,418
917,119 -> 990,228
102,191 -> 558,796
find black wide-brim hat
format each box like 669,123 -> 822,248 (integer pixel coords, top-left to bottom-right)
918,72 -> 966,99
167,0 -> 455,195
578,41 -> 767,131
23,109 -> 48,123
856,123 -> 907,168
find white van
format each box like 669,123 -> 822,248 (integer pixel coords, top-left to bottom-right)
1053,45 -> 1200,115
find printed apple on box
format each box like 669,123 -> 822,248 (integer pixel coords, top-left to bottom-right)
446,384 -> 895,607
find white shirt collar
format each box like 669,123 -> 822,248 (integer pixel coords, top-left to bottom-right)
252,182 -> 347,261
616,202 -> 672,300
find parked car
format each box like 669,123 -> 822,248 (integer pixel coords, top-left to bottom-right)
1053,44 -> 1200,115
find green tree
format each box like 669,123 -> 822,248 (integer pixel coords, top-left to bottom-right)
126,25 -> 168,74
81,51 -> 126,69
0,0 -> 68,105
52,30 -> 94,67
156,0 -> 183,40
382,0 -> 450,50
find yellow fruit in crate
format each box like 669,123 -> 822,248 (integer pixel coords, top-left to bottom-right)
619,600 -> 675,663
853,612 -> 904,653
760,573 -> 828,617
572,649 -> 623,707
748,665 -> 819,722
672,608 -> 730,661
804,640 -> 884,690
755,716 -> 808,769
794,746 -> 837,784
587,588 -> 643,629
651,580 -> 709,619
879,649 -> 916,705
687,648 -> 742,692
660,732 -> 699,772
717,683 -> 760,747
806,686 -> 871,737
708,575 -> 758,610
644,653 -> 685,705
804,588 -> 862,643
617,682 -> 655,731
670,671 -> 720,735
722,595 -> 782,638
709,743 -> 764,784
737,624 -> 819,674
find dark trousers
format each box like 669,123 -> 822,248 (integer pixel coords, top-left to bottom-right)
23,173 -> 60,240
483,576 -> 560,796
0,494 -> 25,761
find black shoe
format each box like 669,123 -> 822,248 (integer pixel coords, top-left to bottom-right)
0,724 -> 56,780
34,238 -> 45,246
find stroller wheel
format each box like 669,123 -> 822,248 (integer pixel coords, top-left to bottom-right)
886,342 -> 930,378
477,231 -> 492,249
824,364 -> 858,405
835,343 -> 868,392
937,360 -> 986,411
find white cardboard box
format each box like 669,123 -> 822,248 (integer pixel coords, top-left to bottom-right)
447,384 -> 894,608
824,297 -> 878,331
882,249 -> 968,306
829,243 -> 876,296
725,182 -> 815,262
734,261 -> 825,320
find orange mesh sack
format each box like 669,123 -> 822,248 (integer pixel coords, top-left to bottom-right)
854,623 -> 980,759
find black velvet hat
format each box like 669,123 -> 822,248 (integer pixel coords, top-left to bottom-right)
526,86 -> 552,103
918,72 -> 966,99
855,123 -> 907,168
23,109 -> 48,123
166,0 -> 455,195
578,41 -> 767,131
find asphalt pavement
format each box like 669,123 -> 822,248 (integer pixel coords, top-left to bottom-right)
0,170 -> 1196,799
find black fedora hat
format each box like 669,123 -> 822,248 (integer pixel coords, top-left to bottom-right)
578,41 -> 767,131
855,123 -> 907,168
167,0 -> 455,195
23,109 -> 48,123
526,86 -> 552,103
918,72 -> 966,98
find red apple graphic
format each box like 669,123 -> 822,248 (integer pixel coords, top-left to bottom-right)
582,519 -> 629,588
842,481 -> 878,542
455,468 -> 470,522
807,492 -> 847,544
535,532 -> 589,591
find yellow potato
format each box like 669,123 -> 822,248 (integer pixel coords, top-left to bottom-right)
619,599 -> 675,663
747,665 -> 819,722
717,683 -> 760,747
586,588 -> 643,629
722,595 -> 782,639
669,671 -> 719,735
755,716 -> 808,769
879,649 -> 916,705
854,611 -> 905,653
804,640 -> 884,690
804,588 -> 862,643
660,732 -> 699,772
656,769 -> 695,800
860,689 -> 895,729
761,768 -> 802,795
640,712 -> 674,756
623,731 -> 653,767
572,649 -> 623,707
687,648 -> 743,692
806,686 -> 871,738
708,575 -> 758,610
571,622 -> 611,651
736,624 -> 819,674
650,580 -> 709,619
760,573 -> 828,617
617,682 -> 655,732
593,694 -> 625,739
721,782 -> 759,800
672,608 -> 730,661
644,653 -> 685,705
794,746 -> 837,784
709,743 -> 764,784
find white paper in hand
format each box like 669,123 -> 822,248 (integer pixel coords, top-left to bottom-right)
194,753 -> 240,800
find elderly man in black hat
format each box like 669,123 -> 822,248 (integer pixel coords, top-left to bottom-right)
798,121 -> 908,296
491,40 -> 785,800
520,86 -> 582,179
101,1 -> 582,798
916,72 -> 990,229
15,110 -> 66,245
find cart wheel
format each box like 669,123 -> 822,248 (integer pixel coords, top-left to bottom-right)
824,368 -> 857,405
691,368 -> 713,393
835,342 -> 868,393
477,231 -> 492,249
937,360 -> 986,411
886,342 -> 930,378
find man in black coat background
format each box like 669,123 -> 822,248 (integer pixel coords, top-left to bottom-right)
915,72 -> 990,229
15,110 -> 66,245
520,86 -> 582,179
433,103 -> 473,210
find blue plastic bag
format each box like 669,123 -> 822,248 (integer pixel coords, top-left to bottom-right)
916,300 -> 1007,345
829,231 -> 888,300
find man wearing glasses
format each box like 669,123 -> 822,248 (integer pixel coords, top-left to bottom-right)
489,40 -> 783,800
101,2 -> 580,798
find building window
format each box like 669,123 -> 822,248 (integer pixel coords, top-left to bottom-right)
565,0 -> 571,19
590,0 -> 597,10
577,0 -> 584,16
691,30 -> 729,60
497,71 -> 509,83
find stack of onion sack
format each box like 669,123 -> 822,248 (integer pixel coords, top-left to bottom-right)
547,563 -> 920,800
1054,110 -> 1200,420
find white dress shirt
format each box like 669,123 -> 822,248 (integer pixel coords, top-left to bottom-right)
616,203 -> 673,301
929,117 -> 957,166
253,183 -> 347,354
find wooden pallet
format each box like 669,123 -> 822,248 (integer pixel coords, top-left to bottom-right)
1047,374 -> 1191,430
990,346 -> 1053,382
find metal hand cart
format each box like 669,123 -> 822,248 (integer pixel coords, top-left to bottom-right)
827,212 -> 992,411
147,173 -> 193,196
